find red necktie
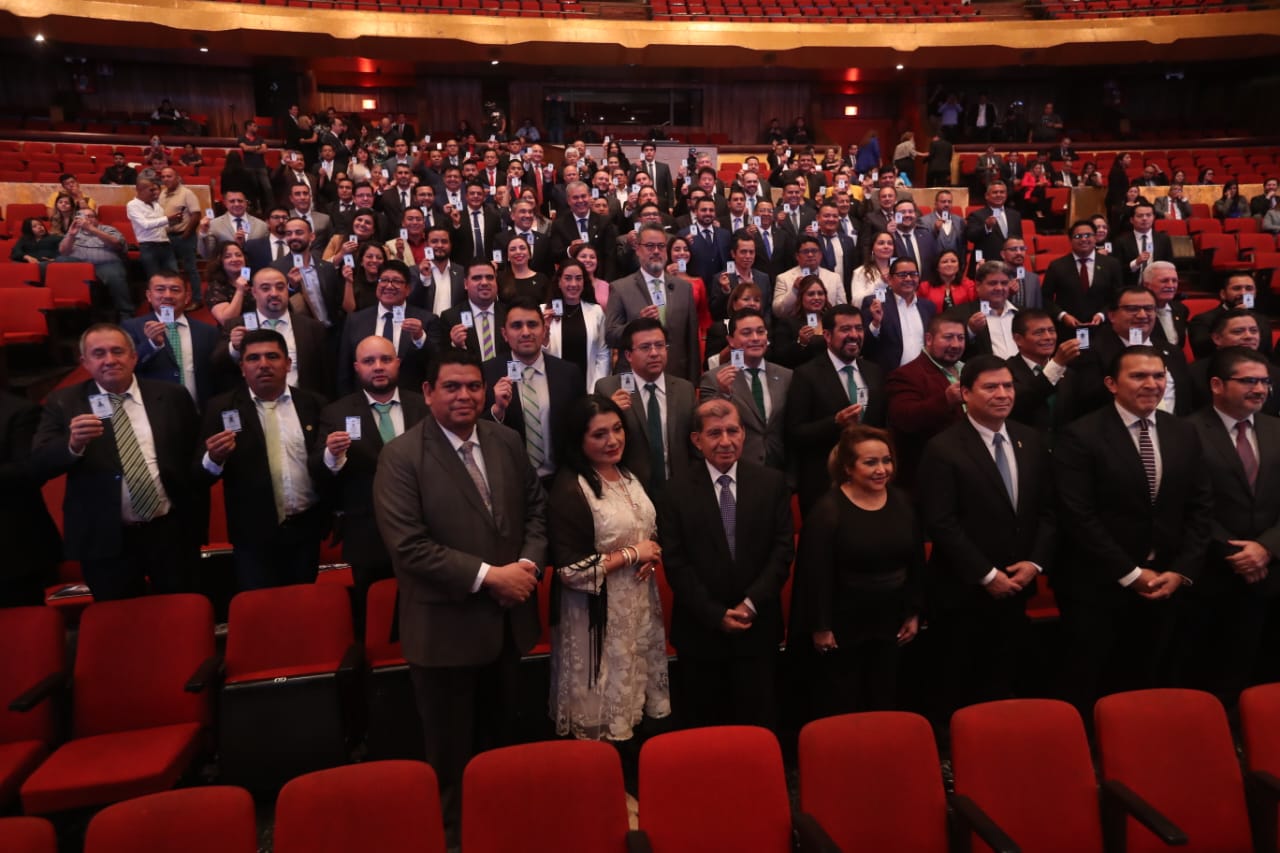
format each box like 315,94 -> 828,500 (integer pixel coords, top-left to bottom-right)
1078,256 -> 1090,291
1237,421 -> 1259,492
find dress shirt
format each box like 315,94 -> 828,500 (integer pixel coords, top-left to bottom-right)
966,414 -> 1035,586
826,349 -> 865,405
896,294 -> 925,366
94,377 -> 172,522
430,264 -> 455,317
126,198 -> 171,243
1130,231 -> 1154,271
986,206 -> 1008,236
469,300 -> 498,357
200,390 -> 317,517
1215,406 -> 1258,460
148,314 -> 197,399
232,313 -> 299,388
1114,401 -> 1163,587
985,304 -> 1018,359
1021,355 -> 1066,386
740,361 -> 773,420
377,302 -> 426,352
324,389 -> 405,471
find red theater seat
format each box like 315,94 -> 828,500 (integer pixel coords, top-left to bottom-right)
0,817 -> 56,853
0,608 -> 63,810
84,786 -> 257,853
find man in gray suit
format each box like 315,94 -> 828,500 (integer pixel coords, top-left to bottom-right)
196,190 -> 267,259
1000,235 -> 1043,309
373,348 -> 547,844
596,317 -> 697,492
699,308 -> 792,472
605,224 -> 701,382
919,189 -> 966,272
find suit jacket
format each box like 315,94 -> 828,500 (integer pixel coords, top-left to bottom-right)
859,208 -> 895,259
292,209 -> 333,249
495,228 -> 555,277
1188,408 -> 1280,595
243,235 -> 291,273
450,205 -> 504,264
785,353 -> 886,512
1188,359 -> 1280,417
0,393 -> 61,580
860,293 -> 938,374
963,206 -> 1024,268
660,461 -> 794,658
440,302 -> 510,362
378,186 -> 416,231
309,162 -> 342,206
892,227 -> 940,286
593,373 -> 697,489
814,231 -> 858,304
885,352 -> 965,485
1114,230 -> 1175,286
946,300 -> 1018,361
632,159 -> 674,211
1041,252 -> 1126,325
1154,196 -> 1193,221
1007,355 -> 1061,432
545,301 -> 611,392
548,211 -> 618,281
685,225 -> 734,317
198,213 -> 268,259
268,255 -> 346,328
373,416 -> 548,668
1150,300 -> 1190,350
336,303 -> 445,397
918,418 -> 1055,610
604,272 -> 701,383
481,354 -> 585,469
778,203 -> 819,241
33,379 -> 202,560
308,390 -> 430,570
919,213 -> 966,271
122,312 -> 220,408
408,262 -> 467,314
698,360 -> 792,471
1056,332 -> 1192,424
222,310 -> 335,400
755,225 -> 795,280
1188,304 -> 1274,360
1010,269 -> 1043,310
1054,406 -> 1211,596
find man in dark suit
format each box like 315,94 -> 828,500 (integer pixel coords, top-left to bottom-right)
1114,203 -> 1174,287
1188,273 -> 1273,360
1142,262 -> 1190,350
270,218 -> 345,331
714,233 -> 773,322
123,271 -> 220,409
595,318 -> 697,493
0,391 -> 60,606
481,298 -> 584,485
862,258 -> 937,373
440,261 -> 510,363
777,181 -> 818,240
373,348 -> 547,844
200,329 -> 328,590
494,200 -> 554,277
770,150 -> 828,202
631,142 -> 674,212
334,183 -> 392,244
948,260 -> 1021,361
409,226 -> 468,317
885,315 -> 968,488
336,260 -> 444,397
699,308 -> 792,472
661,399 -> 794,728
753,201 -> 795,281
963,180 -> 1023,270
918,355 -> 1056,715
379,164 -> 419,232
858,185 -> 899,257
311,335 -> 429,619
1187,310 -> 1280,416
1057,286 -> 1193,424
33,324 -> 201,600
890,200 -> 940,287
606,226 -> 701,382
224,268 -> 335,400
285,183 -> 333,249
686,197 -> 734,318
449,182 -> 503,265
1251,178 -> 1279,219
243,207 -> 293,272
813,202 -> 858,305
919,190 -> 965,272
785,304 -> 886,513
1154,183 -> 1193,221
1184,347 -> 1280,704
1006,308 -> 1082,433
1054,346 -> 1212,712
1041,219 -> 1126,330
548,180 -> 618,281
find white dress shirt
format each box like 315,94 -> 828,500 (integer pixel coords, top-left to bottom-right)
430,264 -> 455,317
896,294 -> 925,366
827,349 -> 865,405
985,304 -> 1018,359
149,314 -> 197,400
1114,401 -> 1163,587
127,198 -> 171,243
231,312 -> 300,389
324,389 -> 405,471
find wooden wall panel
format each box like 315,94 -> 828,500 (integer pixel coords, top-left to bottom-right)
701,81 -> 812,146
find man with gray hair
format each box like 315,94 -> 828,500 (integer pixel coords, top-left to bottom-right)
58,209 -> 133,321
549,179 -> 618,280
1142,261 -> 1189,350
606,225 -> 700,381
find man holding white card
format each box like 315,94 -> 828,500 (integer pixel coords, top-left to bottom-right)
336,260 -> 444,397
1187,273 -> 1273,360
33,324 -> 201,600
269,217 -> 345,330
440,261 -> 510,364
225,268 -> 335,399
947,260 -> 1021,361
606,225 -> 701,382
1042,219 -> 1126,332
963,181 -> 1023,277
200,328 -> 327,590
409,225 -> 468,317
450,182 -> 504,265
123,271 -> 220,409
197,190 -> 267,260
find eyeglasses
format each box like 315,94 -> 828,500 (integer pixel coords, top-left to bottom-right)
377,277 -> 407,286
639,243 -> 668,251
631,342 -> 668,353
894,272 -> 921,279
1070,233 -> 1096,240
1116,305 -> 1155,314
1227,376 -> 1273,388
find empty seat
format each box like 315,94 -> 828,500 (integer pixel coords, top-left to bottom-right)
1239,682 -> 1280,852
0,817 -> 56,852
0,287 -> 54,345
0,263 -> 42,288
44,262 -> 95,309
0,608 -> 63,809
83,787 -> 257,853
5,204 -> 46,227
274,761 -> 446,853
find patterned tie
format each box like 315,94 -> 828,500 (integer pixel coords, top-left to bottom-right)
645,382 -> 665,483
821,236 -> 836,271
107,393 -> 162,521
165,318 -> 184,378
1237,420 -> 1259,492
458,440 -> 492,514
762,229 -> 772,259
520,365 -> 546,469
749,367 -> 766,418
1137,418 -> 1157,503
382,310 -> 395,342
992,432 -> 1015,506
718,473 -> 736,560
274,239 -> 287,259
478,311 -> 495,360
258,400 -> 288,523
372,401 -> 396,443
234,217 -> 244,233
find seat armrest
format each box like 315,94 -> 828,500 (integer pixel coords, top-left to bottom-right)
1101,779 -> 1188,846
949,793 -> 1020,853
337,642 -> 364,677
1246,769 -> 1280,852
1248,769 -> 1280,802
185,654 -> 223,693
794,811 -> 843,853
8,670 -> 66,712
625,829 -> 654,853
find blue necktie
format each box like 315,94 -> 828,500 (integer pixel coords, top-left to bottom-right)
993,433 -> 1015,506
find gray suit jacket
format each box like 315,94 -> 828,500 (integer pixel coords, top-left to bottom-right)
1012,268 -> 1043,309
373,416 -> 548,668
197,213 -> 268,259
698,360 -> 792,471
594,373 -> 697,488
605,272 -> 702,383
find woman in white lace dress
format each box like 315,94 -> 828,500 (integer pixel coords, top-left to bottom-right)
548,394 -> 671,742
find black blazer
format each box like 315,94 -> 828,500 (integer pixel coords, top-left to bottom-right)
221,310 -> 336,401
963,206 -> 1023,266
1188,304 -> 1274,360
918,419 -> 1055,611
1054,406 -> 1212,596
860,293 -> 938,375
122,312 -> 221,409
1188,359 -> 1280,417
0,393 -> 61,580
481,354 -> 585,462
756,225 -> 796,280
495,228 -> 555,277
659,461 -> 795,658
548,211 -> 618,281
268,255 -> 346,329
33,379 -> 202,560
450,205 -> 504,264
335,303 -> 445,397
309,390 -> 429,569
1056,331 -> 1192,425
440,302 -> 510,362
196,385 -> 327,547
786,353 -> 886,513
1113,230 -> 1175,286
1006,355 -> 1059,432
408,262 -> 467,314
1041,252 -> 1126,326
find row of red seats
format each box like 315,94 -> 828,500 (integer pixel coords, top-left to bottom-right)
1042,0 -> 1248,16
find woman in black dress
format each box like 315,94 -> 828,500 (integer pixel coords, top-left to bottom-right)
771,274 -> 830,368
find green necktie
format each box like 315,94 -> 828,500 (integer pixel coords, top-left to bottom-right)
520,365 -> 546,469
841,364 -> 863,422
107,393 -> 162,521
749,367 -> 766,419
372,401 -> 396,444
165,319 -> 184,378
263,318 -> 279,329
645,382 -> 665,484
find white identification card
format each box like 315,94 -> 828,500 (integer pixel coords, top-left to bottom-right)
400,228 -> 409,241
159,305 -> 175,324
980,300 -> 991,315
425,247 -> 434,261
974,250 -> 984,263
204,208 -> 214,219
507,361 -> 523,382
1243,293 -> 1256,309
292,253 -> 304,268
857,387 -> 869,407
460,311 -> 474,328
1016,266 -> 1026,280
807,312 -> 820,329
1076,328 -> 1090,349
392,305 -> 405,324
221,409 -> 242,433
344,255 -> 354,268
1129,328 -> 1145,345
492,250 -> 503,264
676,259 -> 686,274
345,416 -> 362,440
653,286 -> 667,307
89,394 -> 114,419
552,299 -> 564,317
242,313 -> 259,330
240,266 -> 251,282
621,373 -> 637,393
875,287 -> 887,303
730,349 -> 746,368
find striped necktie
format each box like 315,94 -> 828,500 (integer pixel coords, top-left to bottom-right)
108,393 -> 162,521
520,365 -> 545,469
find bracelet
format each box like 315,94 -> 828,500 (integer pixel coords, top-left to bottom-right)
624,546 -> 639,567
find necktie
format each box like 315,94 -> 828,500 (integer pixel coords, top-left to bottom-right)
1137,418 -> 1157,503
996,208 -> 1007,234
645,382 -> 665,483
234,217 -> 244,233
762,230 -> 772,259
1158,307 -> 1177,344
274,239 -> 287,259
1078,256 -> 1090,291
472,210 -> 484,256
107,393 -> 162,521
382,310 -> 395,342
733,217 -> 742,232
263,318 -> 279,329
992,432 -> 1015,506
520,365 -> 546,469
165,318 -> 184,377
259,400 -> 287,523
1172,202 -> 1180,220
792,210 -> 800,232
647,162 -> 655,183
702,227 -> 713,246
478,311 -> 495,360
401,190 -> 409,210
577,217 -> 589,240
522,231 -> 534,246
718,473 -> 737,560
821,236 -> 836,271
749,368 -> 765,418
356,406 -> 389,448
1237,420 -> 1258,492
841,365 -> 861,421
458,441 -> 492,514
